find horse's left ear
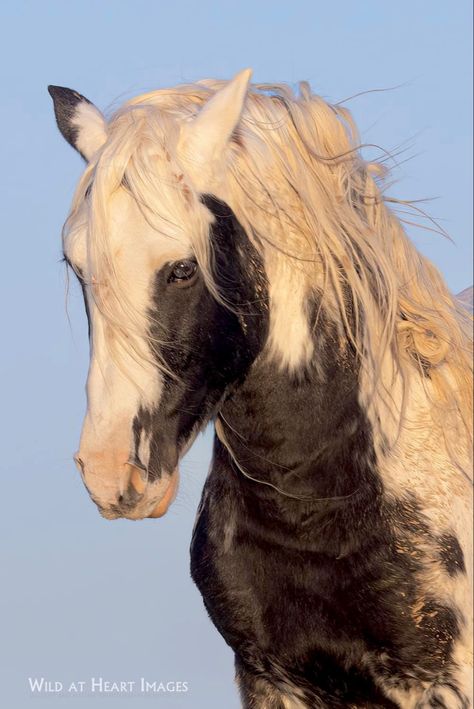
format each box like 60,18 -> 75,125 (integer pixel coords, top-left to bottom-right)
180,68 -> 252,186
48,85 -> 107,161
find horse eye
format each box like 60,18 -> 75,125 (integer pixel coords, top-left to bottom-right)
168,260 -> 198,284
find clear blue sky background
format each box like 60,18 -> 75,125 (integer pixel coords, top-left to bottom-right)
1,2 -> 472,708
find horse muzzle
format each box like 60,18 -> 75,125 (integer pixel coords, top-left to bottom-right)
74,455 -> 179,520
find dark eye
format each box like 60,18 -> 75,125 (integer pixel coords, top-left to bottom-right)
168,260 -> 198,284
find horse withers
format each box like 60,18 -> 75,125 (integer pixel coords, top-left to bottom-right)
49,70 -> 473,708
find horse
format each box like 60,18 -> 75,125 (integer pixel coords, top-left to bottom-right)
48,70 -> 473,708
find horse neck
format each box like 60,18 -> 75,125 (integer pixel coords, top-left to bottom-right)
216,321 -> 384,549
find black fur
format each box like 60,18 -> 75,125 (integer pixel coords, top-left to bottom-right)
48,85 -> 92,159
438,533 -> 466,577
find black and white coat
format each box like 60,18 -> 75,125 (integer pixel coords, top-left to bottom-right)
49,71 -> 472,709
189,200 -> 471,709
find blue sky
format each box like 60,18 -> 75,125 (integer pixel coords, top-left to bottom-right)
1,2 -> 472,708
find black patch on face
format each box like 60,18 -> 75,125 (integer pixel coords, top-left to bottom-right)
48,85 -> 92,160
133,194 -> 269,478
438,533 -> 466,576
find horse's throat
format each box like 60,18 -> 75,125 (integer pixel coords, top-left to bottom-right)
218,347 -> 379,512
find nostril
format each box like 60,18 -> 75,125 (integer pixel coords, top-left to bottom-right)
126,463 -> 148,495
115,464 -> 148,509
116,487 -> 140,508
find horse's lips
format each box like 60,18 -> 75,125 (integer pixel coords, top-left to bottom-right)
147,470 -> 179,518
98,469 -> 180,520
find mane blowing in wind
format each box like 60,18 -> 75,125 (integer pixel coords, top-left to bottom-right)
49,70 -> 473,707
65,77 -> 472,454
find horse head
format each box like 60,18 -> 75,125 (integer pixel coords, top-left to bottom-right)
49,71 -> 268,519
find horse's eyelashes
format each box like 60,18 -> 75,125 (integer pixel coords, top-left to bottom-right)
62,253 -> 86,285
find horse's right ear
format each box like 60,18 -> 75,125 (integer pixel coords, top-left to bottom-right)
48,86 -> 107,161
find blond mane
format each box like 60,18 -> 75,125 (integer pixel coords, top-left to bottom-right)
64,79 -> 473,456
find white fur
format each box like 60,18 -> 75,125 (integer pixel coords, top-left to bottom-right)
266,257 -> 314,370
65,187 -> 194,509
72,100 -> 107,160
360,361 -> 473,704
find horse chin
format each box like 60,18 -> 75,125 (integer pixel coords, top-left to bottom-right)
97,469 -> 180,521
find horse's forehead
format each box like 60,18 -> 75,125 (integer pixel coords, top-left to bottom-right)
110,190 -> 196,266
65,187 -> 194,274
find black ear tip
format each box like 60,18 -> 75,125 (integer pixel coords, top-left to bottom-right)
48,84 -> 99,159
47,85 -> 91,106
48,85 -> 69,99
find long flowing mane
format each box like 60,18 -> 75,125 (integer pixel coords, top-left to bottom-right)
65,79 -> 473,458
